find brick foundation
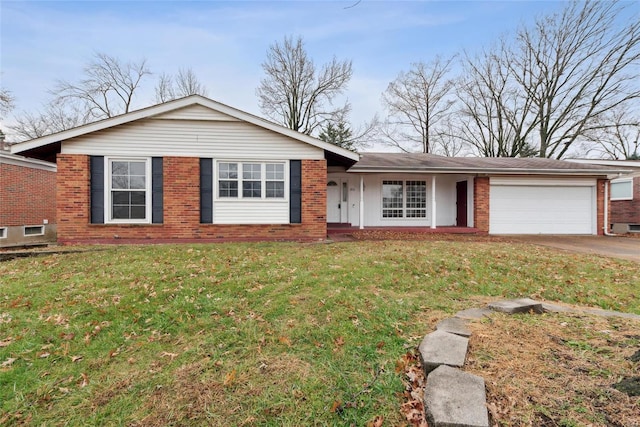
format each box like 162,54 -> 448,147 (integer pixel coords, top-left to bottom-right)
56,155 -> 327,244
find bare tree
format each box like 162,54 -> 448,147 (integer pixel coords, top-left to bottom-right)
10,100 -> 85,140
455,44 -> 538,157
511,0 -> 640,159
380,56 -> 456,153
0,87 -> 15,117
582,106 -> 640,159
53,52 -> 151,120
154,68 -> 209,103
10,53 -> 151,141
257,35 -> 352,135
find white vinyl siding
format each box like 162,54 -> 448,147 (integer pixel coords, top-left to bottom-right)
62,119 -> 323,159
213,201 -> 290,224
490,178 -> 596,235
153,104 -> 241,121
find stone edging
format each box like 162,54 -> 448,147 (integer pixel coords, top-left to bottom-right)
417,298 -> 640,427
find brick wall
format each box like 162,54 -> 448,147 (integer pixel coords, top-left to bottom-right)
56,155 -> 327,244
610,176 -> 640,225
473,177 -> 490,233
0,162 -> 56,226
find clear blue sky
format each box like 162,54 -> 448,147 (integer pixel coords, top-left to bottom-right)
1,0 -> 634,136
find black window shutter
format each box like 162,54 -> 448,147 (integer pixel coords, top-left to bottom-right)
90,156 -> 105,224
200,158 -> 213,223
152,157 -> 163,224
290,160 -> 302,224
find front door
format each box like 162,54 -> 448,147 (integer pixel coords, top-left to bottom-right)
456,181 -> 468,227
327,180 -> 341,223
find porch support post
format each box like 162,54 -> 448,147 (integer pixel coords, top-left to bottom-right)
431,175 -> 437,229
359,176 -> 364,229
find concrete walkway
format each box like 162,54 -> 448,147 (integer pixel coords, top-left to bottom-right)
510,235 -> 640,262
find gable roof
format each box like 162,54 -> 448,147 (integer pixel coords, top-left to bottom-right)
349,153 -> 631,177
10,95 -> 360,162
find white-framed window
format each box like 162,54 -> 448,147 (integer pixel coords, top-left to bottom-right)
382,180 -> 427,219
610,178 -> 633,201
24,225 -> 44,236
0,227 -> 7,239
216,161 -> 286,200
106,157 -> 151,223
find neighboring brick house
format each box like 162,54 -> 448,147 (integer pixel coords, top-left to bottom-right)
568,159 -> 640,233
9,95 -> 628,243
0,151 -> 57,247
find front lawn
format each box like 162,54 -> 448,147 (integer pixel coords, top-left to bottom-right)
1,239 -> 638,426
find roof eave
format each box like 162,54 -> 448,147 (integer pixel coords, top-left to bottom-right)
347,166 -> 632,177
9,95 -> 360,162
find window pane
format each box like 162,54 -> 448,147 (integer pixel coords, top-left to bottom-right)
266,163 -> 284,180
611,181 -> 632,199
382,181 -> 404,218
129,176 -> 146,189
243,181 -> 261,198
112,205 -> 129,219
130,206 -> 146,219
406,180 -> 427,218
112,161 -> 128,175
243,163 -> 261,180
219,163 -> 238,180
130,191 -> 146,205
112,175 -> 129,189
266,181 -> 285,198
129,162 -> 146,176
219,181 -> 238,197
112,192 -> 130,204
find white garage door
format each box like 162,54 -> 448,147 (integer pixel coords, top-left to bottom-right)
490,180 -> 595,235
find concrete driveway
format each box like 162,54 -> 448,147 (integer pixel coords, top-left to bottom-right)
511,235 -> 640,262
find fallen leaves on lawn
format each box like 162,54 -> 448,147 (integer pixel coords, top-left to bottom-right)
1,358 -> 17,368
398,351 -> 429,427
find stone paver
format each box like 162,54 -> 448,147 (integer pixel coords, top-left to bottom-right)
436,317 -> 471,337
454,307 -> 493,320
488,298 -> 543,314
418,330 -> 469,374
424,365 -> 489,427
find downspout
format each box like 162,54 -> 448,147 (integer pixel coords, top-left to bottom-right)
603,181 -> 617,236
359,176 -> 364,230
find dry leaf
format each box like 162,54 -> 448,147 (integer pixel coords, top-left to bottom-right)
330,400 -> 342,413
278,336 -> 292,347
223,369 -> 237,387
71,355 -> 83,363
39,352 -> 50,358
160,351 -> 178,360
368,415 -> 384,427
1,358 -> 17,367
0,339 -> 12,347
79,372 -> 89,388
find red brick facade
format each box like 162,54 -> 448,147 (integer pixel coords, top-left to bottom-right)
0,162 -> 56,226
610,176 -> 640,225
473,177 -> 490,233
596,179 -> 607,235
56,155 -> 327,244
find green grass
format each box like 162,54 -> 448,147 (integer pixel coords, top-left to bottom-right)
1,240 -> 639,426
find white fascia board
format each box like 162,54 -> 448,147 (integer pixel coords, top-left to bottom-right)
0,152 -> 57,171
10,95 -> 360,162
347,167 -> 631,177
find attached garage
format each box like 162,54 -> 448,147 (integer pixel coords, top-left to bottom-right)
489,177 -> 596,235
